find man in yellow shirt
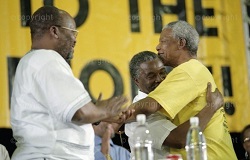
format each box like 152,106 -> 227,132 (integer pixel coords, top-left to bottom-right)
129,20 -> 237,159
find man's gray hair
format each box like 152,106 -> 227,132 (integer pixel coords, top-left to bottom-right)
129,51 -> 159,79
163,20 -> 199,55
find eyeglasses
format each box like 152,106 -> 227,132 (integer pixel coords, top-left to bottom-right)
55,25 -> 79,37
244,137 -> 250,143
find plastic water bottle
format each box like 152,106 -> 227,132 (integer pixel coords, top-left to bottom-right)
133,114 -> 154,160
185,117 -> 207,160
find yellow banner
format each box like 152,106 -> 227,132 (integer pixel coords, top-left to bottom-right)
0,0 -> 249,132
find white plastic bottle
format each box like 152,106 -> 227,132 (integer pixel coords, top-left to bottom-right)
185,117 -> 207,160
133,114 -> 154,160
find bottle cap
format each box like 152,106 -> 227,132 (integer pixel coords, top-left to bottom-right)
166,154 -> 183,160
136,114 -> 146,124
190,117 -> 199,126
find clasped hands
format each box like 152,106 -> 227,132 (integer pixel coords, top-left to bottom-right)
95,93 -> 135,124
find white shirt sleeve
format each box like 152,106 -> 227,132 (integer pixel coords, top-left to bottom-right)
34,59 -> 91,123
126,91 -> 177,150
146,113 -> 176,150
125,113 -> 177,150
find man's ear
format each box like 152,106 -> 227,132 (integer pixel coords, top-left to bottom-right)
133,78 -> 140,86
50,26 -> 59,39
178,38 -> 187,49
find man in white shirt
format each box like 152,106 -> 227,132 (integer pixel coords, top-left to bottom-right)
126,51 -> 224,159
10,6 -> 131,160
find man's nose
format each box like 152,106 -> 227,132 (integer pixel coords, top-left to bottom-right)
156,43 -> 160,51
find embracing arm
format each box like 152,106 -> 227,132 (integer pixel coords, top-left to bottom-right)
163,83 -> 224,149
125,97 -> 162,123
